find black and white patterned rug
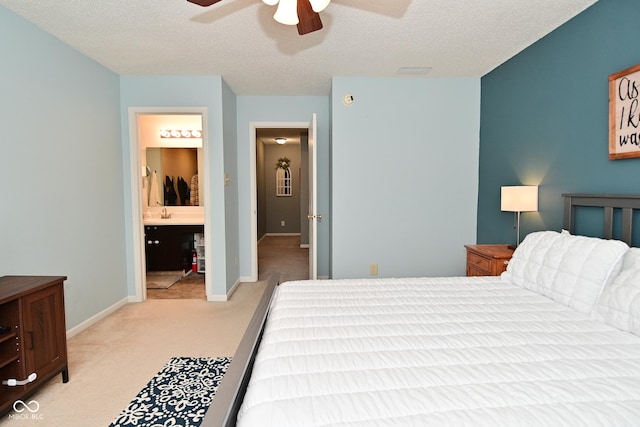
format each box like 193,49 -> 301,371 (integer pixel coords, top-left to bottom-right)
109,356 -> 232,427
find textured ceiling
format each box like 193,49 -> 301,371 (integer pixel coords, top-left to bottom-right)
0,0 -> 597,96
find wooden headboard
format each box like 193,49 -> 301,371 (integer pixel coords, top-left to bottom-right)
563,194 -> 640,246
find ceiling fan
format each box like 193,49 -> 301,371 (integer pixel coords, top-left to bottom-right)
186,0 -> 331,35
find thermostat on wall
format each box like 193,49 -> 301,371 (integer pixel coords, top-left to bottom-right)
342,94 -> 354,106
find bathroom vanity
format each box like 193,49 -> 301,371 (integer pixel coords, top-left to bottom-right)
143,207 -> 205,272
145,224 -> 204,272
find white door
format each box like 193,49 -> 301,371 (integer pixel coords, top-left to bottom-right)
308,113 -> 318,279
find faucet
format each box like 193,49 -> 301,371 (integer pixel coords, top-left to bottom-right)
161,208 -> 172,219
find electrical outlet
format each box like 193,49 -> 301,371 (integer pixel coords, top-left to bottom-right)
281,220 -> 285,227
369,264 -> 378,275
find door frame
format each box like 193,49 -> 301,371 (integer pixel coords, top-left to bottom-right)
128,106 -> 211,301
249,121 -> 310,282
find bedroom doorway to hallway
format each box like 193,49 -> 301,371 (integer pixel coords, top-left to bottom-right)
250,115 -> 318,282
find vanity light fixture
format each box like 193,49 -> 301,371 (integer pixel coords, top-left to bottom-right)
160,129 -> 203,139
275,137 -> 287,145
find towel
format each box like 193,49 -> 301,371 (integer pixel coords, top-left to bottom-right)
149,171 -> 162,207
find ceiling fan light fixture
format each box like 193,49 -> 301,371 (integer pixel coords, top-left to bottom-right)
262,0 -> 279,5
309,0 -> 330,13
274,0 -> 299,25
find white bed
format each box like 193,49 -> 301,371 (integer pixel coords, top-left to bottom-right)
238,275 -> 640,426
202,194 -> 640,427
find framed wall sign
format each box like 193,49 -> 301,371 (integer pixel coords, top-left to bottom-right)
609,64 -> 640,160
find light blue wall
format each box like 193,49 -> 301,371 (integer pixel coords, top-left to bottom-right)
0,7 -> 125,329
119,76 -> 233,295
479,0 -> 640,245
236,96 -> 331,278
331,77 -> 480,278
222,80 -> 240,285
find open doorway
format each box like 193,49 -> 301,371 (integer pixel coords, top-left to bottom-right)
254,126 -> 310,282
128,107 -> 211,301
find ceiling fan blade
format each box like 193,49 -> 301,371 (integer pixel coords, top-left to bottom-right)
186,0 -> 224,6
297,0 -> 323,35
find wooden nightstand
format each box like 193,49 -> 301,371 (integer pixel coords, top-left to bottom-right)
464,244 -> 514,276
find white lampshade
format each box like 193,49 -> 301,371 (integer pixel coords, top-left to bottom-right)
309,0 -> 331,12
274,0 -> 299,25
501,186 -> 538,212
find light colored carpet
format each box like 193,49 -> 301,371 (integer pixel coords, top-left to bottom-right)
0,281 -> 267,427
146,271 -> 184,289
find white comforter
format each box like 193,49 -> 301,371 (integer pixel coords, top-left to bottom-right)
236,277 -> 640,426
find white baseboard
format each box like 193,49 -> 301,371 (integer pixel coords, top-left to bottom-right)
265,233 -> 301,237
207,278 -> 241,302
300,244 -> 309,248
66,296 -> 133,339
227,278 -> 241,298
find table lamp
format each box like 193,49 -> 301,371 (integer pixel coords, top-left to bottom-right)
501,185 -> 538,246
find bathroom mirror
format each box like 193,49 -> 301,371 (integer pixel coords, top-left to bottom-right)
146,148 -> 199,206
138,113 -> 204,209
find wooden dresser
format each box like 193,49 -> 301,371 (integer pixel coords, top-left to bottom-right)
465,245 -> 514,276
0,276 -> 68,415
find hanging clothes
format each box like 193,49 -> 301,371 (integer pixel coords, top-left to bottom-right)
165,176 -> 178,206
190,174 -> 199,206
149,171 -> 162,207
177,176 -> 189,206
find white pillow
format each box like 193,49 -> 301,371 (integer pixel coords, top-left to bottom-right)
593,248 -> 640,335
502,230 -> 629,313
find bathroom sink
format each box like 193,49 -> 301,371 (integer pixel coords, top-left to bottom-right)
143,207 -> 205,225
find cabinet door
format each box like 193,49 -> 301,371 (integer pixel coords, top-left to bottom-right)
145,226 -> 161,271
21,284 -> 67,382
155,226 -> 185,270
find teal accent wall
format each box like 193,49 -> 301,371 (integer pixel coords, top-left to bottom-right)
479,0 -> 640,245
331,77 -> 480,278
0,7 -> 125,329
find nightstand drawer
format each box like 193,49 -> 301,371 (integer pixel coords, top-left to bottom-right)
464,244 -> 514,277
467,252 -> 491,272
